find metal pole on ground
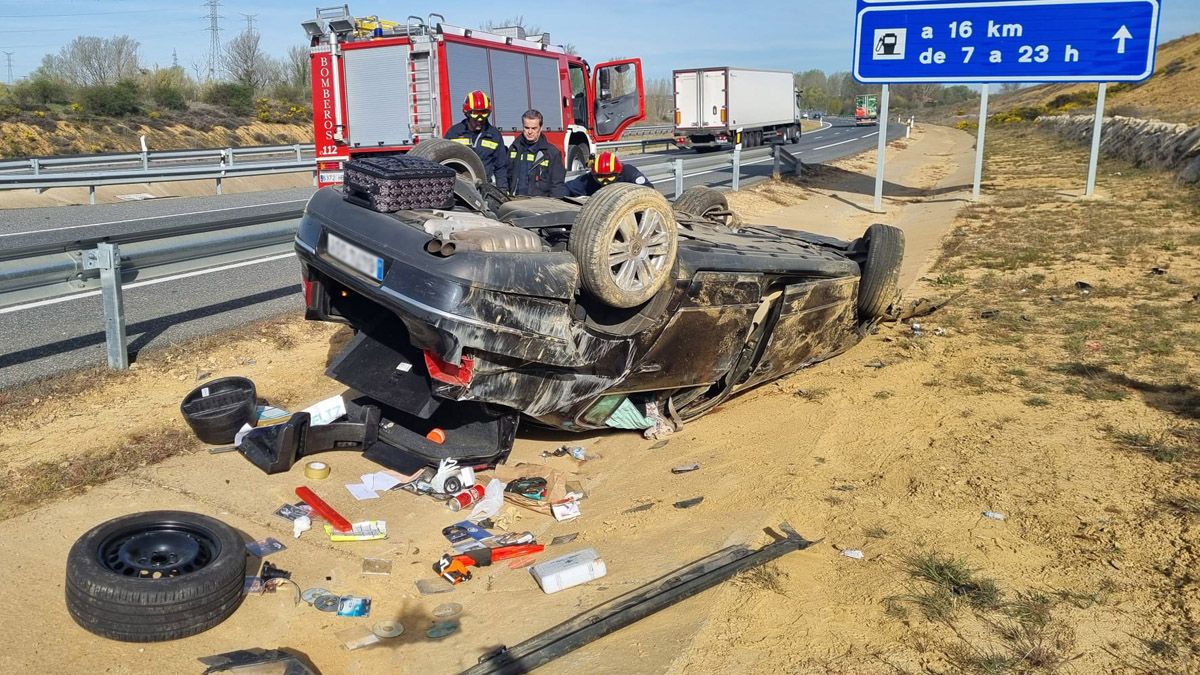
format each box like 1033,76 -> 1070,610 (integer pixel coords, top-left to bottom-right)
674,158 -> 683,197
732,128 -> 743,191
872,84 -> 890,213
972,84 -> 990,201
84,243 -> 129,370
1085,83 -> 1108,197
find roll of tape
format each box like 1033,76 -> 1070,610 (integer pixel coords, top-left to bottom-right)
304,461 -> 331,480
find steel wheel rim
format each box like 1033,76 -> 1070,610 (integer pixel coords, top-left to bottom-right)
99,522 -> 220,579
607,207 -> 670,293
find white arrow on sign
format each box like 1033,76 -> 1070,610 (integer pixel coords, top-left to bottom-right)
1112,25 -> 1133,54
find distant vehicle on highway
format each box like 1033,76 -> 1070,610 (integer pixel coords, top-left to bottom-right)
855,95 -> 879,126
672,67 -> 802,151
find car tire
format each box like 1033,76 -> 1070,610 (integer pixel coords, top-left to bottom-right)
409,138 -> 488,186
673,186 -> 741,229
570,184 -> 677,309
857,223 -> 905,320
567,143 -> 589,173
66,511 -> 247,643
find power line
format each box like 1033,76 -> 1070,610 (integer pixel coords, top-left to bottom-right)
202,0 -> 223,82
239,13 -> 258,34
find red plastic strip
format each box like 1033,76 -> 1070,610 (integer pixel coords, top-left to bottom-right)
296,486 -> 353,532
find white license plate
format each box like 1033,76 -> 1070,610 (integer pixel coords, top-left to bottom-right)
327,234 -> 384,282
319,171 -> 344,184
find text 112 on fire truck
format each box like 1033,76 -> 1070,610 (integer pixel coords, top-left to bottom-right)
303,6 -> 647,187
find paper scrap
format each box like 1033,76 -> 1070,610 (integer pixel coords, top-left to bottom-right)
363,471 -> 403,492
551,500 -> 581,522
233,422 -> 254,447
325,520 -> 388,542
303,395 -> 346,426
346,483 -> 380,501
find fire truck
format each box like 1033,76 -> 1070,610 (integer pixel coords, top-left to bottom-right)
303,6 -> 646,187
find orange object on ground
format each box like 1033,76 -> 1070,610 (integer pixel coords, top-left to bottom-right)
426,428 -> 446,444
295,486 -> 353,532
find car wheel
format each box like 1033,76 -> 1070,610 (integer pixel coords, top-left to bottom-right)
570,184 -> 677,309
409,138 -> 487,186
857,223 -> 906,320
673,186 -> 741,229
66,511 -> 247,642
567,143 -> 589,173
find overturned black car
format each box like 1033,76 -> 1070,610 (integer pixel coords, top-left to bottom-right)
238,140 -> 904,476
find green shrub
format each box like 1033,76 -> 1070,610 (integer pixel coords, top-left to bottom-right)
150,83 -> 188,111
12,76 -> 71,106
1048,91 -> 1096,111
79,80 -> 142,116
0,104 -> 20,120
202,83 -> 254,115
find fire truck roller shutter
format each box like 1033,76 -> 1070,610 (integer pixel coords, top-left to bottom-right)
445,43 -> 493,128
342,45 -> 413,147
488,50 -> 530,132
526,56 -> 562,132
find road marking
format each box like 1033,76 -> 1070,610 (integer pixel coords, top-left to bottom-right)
0,199 -> 309,238
0,251 -> 296,315
809,130 -> 881,151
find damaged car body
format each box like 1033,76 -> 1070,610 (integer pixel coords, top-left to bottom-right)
238,140 -> 904,476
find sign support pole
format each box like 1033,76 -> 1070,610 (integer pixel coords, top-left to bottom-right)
972,84 -> 989,201
873,84 -> 890,213
1085,83 -> 1107,197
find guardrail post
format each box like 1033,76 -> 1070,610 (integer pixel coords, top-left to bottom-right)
772,145 -> 781,180
674,159 -> 683,198
140,135 -> 149,171
731,146 -> 741,192
89,185 -> 96,205
294,144 -> 303,162
226,148 -> 234,166
83,243 -> 129,370
216,176 -> 223,195
31,158 -> 40,175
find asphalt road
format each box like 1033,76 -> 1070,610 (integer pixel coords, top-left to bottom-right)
0,117 -> 903,389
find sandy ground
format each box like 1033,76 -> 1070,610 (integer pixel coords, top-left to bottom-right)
2,123 -> 1195,674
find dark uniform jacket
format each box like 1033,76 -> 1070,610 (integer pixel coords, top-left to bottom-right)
565,164 -> 654,197
507,135 -> 566,197
445,119 -> 509,186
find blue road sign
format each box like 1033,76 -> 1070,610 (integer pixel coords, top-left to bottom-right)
854,0 -> 1161,83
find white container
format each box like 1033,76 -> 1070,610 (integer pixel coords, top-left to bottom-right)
529,548 -> 607,594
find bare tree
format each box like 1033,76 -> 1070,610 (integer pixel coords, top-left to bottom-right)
222,30 -> 271,91
644,77 -> 673,123
37,36 -> 140,86
480,16 -> 542,35
286,45 -> 310,87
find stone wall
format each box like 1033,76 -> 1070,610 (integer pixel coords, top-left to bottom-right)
1036,114 -> 1200,183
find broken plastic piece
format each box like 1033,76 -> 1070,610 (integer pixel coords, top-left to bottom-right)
982,511 -> 1007,521
673,497 -> 704,509
199,648 -> 319,674
840,549 -> 865,560
671,464 -> 700,474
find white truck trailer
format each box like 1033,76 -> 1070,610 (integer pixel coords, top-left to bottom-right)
673,67 -> 801,151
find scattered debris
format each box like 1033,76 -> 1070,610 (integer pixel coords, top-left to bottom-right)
895,291 -> 966,321
982,511 -> 1007,521
1151,267 -> 1168,275
337,626 -> 382,650
671,463 -> 700,474
1086,341 -> 1103,352
372,621 -> 405,639
543,446 -> 587,461
673,496 -> 704,509
362,557 -> 393,575
325,521 -> 388,542
650,440 -> 669,449
432,602 -> 463,620
273,503 -> 312,522
426,620 -> 461,640
979,309 -> 1000,319
415,578 -> 455,595
336,596 -> 372,617
199,648 -> 319,675
864,359 -> 887,369
449,484 -> 487,512
1075,280 -> 1093,294
551,500 -> 582,521
623,503 -> 655,514
301,588 -> 329,605
840,549 -> 865,560
313,594 -> 341,612
303,461 -> 331,480
246,538 -> 286,558
260,562 -> 291,581
550,533 -> 579,546
530,548 -> 607,593
292,515 -> 311,539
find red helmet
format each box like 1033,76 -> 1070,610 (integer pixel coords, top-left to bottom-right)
463,90 -> 491,116
592,151 -> 622,180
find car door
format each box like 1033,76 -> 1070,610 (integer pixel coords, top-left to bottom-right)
592,58 -> 646,141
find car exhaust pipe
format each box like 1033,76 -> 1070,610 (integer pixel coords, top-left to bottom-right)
425,238 -> 444,255
439,240 -> 457,256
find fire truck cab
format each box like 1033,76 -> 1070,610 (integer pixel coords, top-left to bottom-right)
304,7 -> 646,187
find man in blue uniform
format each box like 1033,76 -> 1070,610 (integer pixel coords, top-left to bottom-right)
507,110 -> 566,197
444,90 -> 508,187
565,150 -> 653,197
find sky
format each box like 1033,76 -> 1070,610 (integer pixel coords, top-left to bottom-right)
1,0 -> 1198,84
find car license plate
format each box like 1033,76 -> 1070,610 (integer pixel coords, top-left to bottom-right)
327,234 -> 384,282
319,171 -> 343,184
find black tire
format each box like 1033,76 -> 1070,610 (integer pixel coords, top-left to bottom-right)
857,223 -> 905,320
567,143 -> 590,173
409,138 -> 488,185
673,186 -> 741,228
570,184 -> 677,308
66,511 -> 247,642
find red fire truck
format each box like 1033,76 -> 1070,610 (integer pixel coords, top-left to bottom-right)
303,7 -> 646,187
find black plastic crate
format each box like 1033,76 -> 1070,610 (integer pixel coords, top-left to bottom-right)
343,155 -> 456,212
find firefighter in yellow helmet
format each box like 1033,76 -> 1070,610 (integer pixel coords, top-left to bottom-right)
565,150 -> 653,197
444,90 -> 508,186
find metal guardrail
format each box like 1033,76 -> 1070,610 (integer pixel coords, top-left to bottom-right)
1,141 -> 804,369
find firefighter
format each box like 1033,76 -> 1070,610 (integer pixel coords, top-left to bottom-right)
565,150 -> 653,197
508,109 -> 566,197
445,90 -> 508,187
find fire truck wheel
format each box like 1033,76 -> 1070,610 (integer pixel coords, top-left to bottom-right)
567,144 -> 590,172
570,184 -> 677,309
672,186 -> 742,229
409,138 -> 487,186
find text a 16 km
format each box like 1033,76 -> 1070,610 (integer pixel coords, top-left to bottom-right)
917,21 -> 1077,65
